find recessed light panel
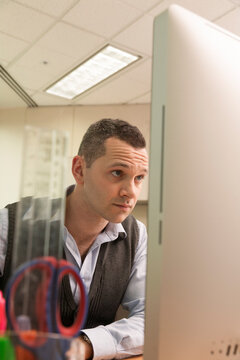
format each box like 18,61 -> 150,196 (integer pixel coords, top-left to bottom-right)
46,45 -> 140,99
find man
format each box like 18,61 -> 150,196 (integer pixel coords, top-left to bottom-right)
0,118 -> 148,359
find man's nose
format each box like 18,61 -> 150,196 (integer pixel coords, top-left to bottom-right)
119,180 -> 135,198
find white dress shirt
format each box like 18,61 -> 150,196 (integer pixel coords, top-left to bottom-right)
0,207 -> 147,359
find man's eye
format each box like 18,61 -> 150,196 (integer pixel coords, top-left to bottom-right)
136,175 -> 144,182
112,170 -> 122,177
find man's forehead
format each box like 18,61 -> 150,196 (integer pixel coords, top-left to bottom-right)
104,137 -> 148,168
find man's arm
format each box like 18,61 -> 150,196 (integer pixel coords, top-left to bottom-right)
0,208 -> 8,279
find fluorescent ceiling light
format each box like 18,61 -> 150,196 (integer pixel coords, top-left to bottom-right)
46,45 -> 140,99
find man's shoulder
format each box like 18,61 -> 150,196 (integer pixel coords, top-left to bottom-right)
122,215 -> 146,243
122,214 -> 137,232
122,214 -> 146,232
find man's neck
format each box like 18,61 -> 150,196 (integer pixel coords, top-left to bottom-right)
64,186 -> 108,248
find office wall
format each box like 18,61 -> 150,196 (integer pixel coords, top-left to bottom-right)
0,104 -> 150,225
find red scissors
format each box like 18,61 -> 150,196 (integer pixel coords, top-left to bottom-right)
5,256 -> 87,350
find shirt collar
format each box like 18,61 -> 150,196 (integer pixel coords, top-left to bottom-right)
63,221 -> 126,246
104,222 -> 126,241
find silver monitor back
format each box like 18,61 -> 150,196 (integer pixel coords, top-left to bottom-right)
144,5 -> 240,360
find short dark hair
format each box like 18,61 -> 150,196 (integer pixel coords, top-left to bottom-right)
78,118 -> 146,167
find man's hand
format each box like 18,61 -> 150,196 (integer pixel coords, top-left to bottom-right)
65,335 -> 93,359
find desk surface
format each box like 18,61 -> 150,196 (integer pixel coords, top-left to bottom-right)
128,357 -> 143,360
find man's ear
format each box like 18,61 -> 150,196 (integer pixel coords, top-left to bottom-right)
72,155 -> 86,184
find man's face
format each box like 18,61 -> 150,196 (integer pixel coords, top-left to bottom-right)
81,137 -> 148,223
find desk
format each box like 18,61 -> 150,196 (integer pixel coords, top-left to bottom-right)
127,357 -> 143,360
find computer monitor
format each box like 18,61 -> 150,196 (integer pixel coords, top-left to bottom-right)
144,5 -> 240,360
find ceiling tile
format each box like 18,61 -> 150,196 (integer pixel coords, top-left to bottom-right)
0,1 -> 54,42
128,92 -> 151,104
149,0 -> 235,21
113,14 -> 154,56
35,22 -> 105,60
10,45 -> 76,79
125,58 -> 152,87
119,0 -> 163,12
0,32 -> 29,63
0,78 -> 27,108
74,72 -> 149,105
15,0 -> 78,18
8,63 -> 58,90
63,0 -> 142,38
0,60 -> 8,67
215,7 -> 240,37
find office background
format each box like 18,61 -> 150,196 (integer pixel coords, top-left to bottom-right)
1,0 -> 240,225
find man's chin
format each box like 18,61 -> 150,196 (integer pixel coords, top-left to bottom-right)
106,212 -> 130,224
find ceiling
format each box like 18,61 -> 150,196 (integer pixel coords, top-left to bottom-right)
1,0 -> 240,109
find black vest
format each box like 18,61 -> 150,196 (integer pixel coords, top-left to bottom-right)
0,200 -> 139,328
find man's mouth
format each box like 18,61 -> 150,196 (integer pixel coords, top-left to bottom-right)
114,203 -> 132,209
